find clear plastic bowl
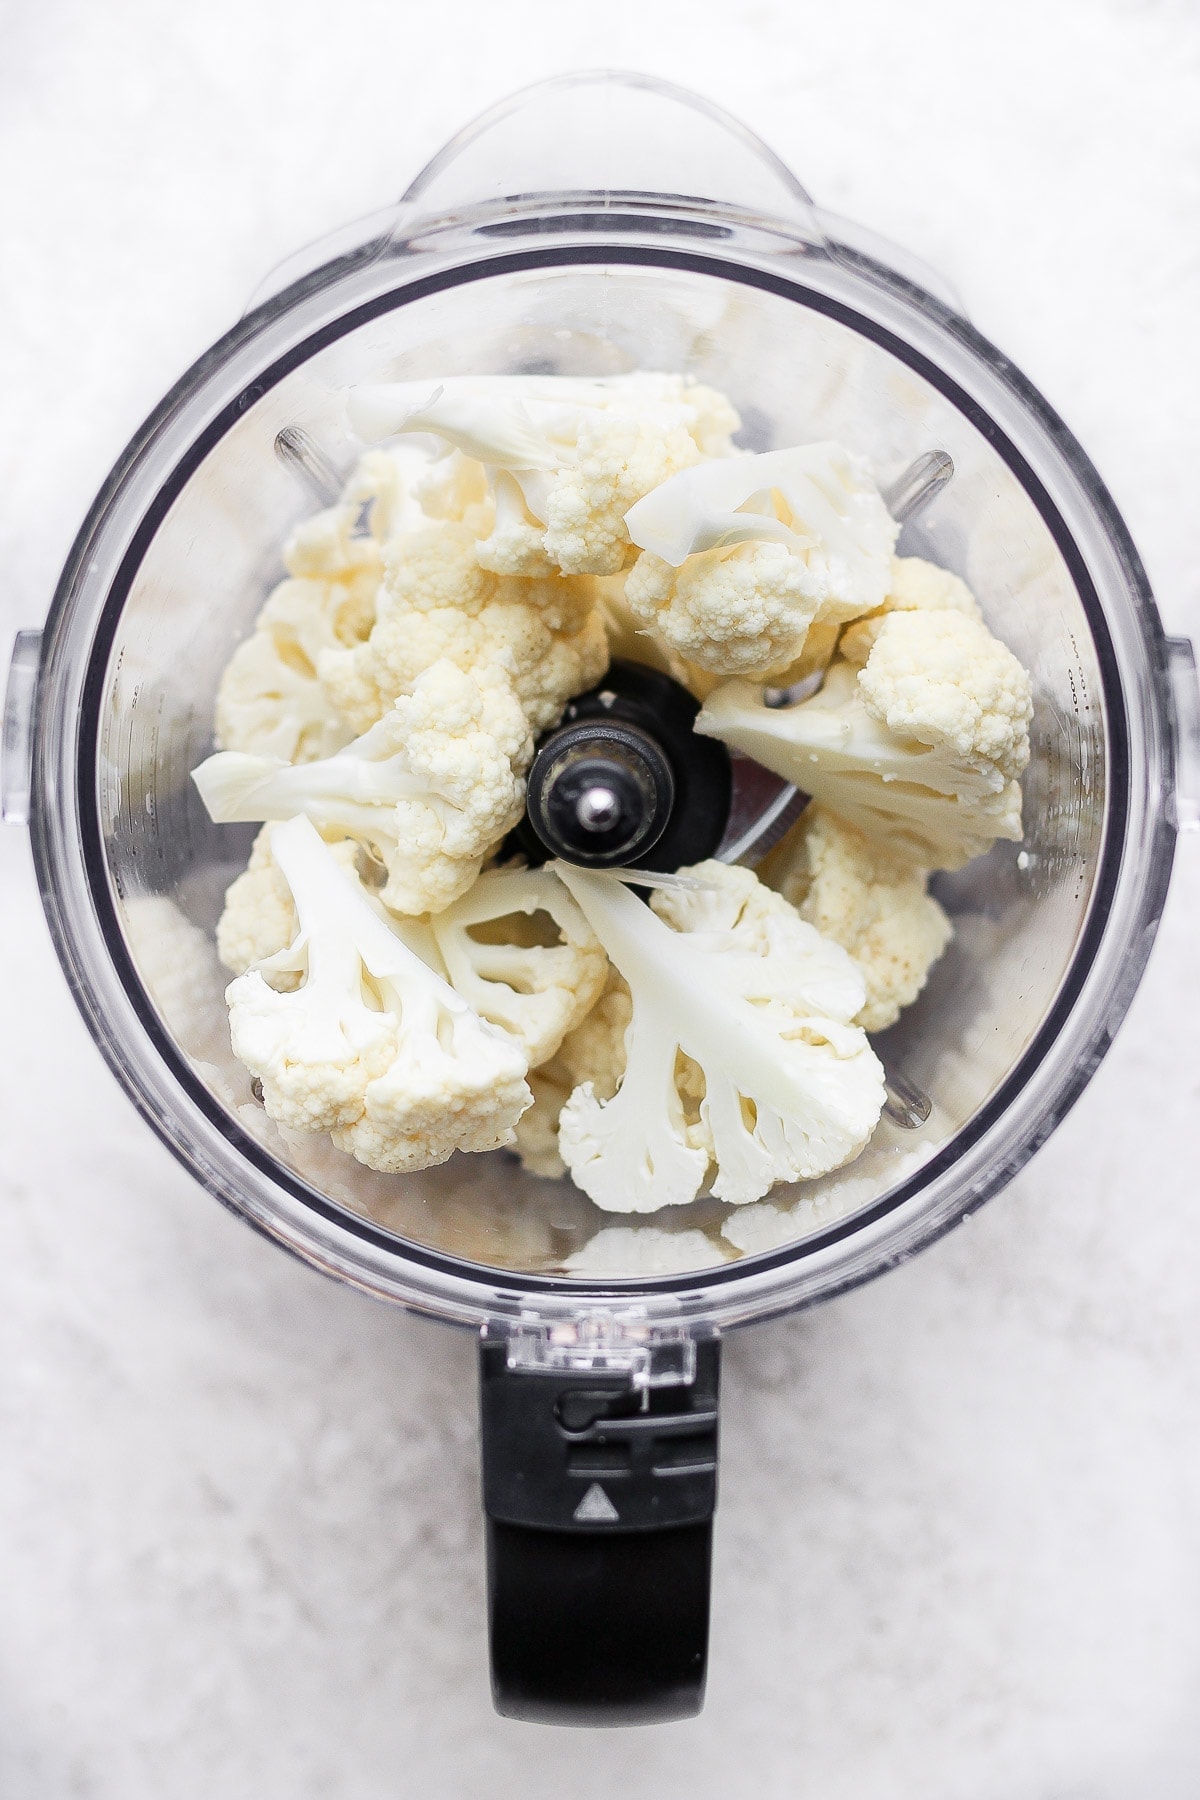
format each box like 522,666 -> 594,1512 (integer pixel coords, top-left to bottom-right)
9,73 -> 1189,1334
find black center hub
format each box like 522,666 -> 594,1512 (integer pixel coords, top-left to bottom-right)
517,661 -> 734,873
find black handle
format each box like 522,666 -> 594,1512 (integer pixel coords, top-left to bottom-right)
479,1334 -> 720,1726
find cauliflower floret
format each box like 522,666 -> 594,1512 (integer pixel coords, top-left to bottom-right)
215,824 -> 445,988
564,1226 -> 734,1275
215,505 -> 382,761
839,554 -> 983,667
763,807 -> 953,1032
859,609 -> 1032,785
696,609 -> 1032,871
552,863 -> 885,1211
344,445 -> 441,543
475,469 -> 560,577
622,444 -> 899,677
348,372 -> 740,577
625,541 -> 825,678
193,659 -> 533,915
430,867 -> 608,1066
217,824 -> 361,984
513,966 -> 632,1179
226,816 -> 530,1171
320,520 -> 609,737
538,407 -> 705,575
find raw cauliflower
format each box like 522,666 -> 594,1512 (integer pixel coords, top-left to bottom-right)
193,658 -> 533,915
429,866 -> 608,1066
859,609 -> 1031,785
215,505 -> 382,762
226,815 -> 531,1172
838,554 -> 983,667
622,443 -> 899,677
696,609 -> 1033,871
215,823 -> 441,985
319,520 -> 609,738
553,862 -> 886,1211
217,824 -> 360,984
763,806 -> 953,1032
347,372 -> 740,576
513,967 -> 632,1180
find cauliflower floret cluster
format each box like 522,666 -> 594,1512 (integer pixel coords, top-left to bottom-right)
193,374 -> 1035,1217
553,861 -> 886,1210
348,371 -> 741,576
196,658 -> 533,915
228,816 -> 532,1171
319,521 -> 609,738
763,807 -> 953,1032
696,589 -> 1033,872
215,504 -> 382,762
622,444 -> 900,678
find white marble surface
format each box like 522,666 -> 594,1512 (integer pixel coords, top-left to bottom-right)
2,2 -> 1200,1794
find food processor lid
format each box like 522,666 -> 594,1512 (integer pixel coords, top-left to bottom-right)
7,73 -> 1197,1334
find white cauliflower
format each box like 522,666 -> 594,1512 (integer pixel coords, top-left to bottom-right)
215,505 -> 382,761
696,610 -> 1033,871
474,469 -> 560,577
192,658 -> 533,915
513,967 -> 632,1179
622,444 -> 899,677
430,866 -> 608,1066
859,609 -> 1031,784
838,553 -> 983,667
217,824 -> 360,983
225,815 -> 531,1172
348,372 -> 739,576
763,807 -> 953,1032
552,862 -> 886,1211
319,520 -> 609,738
215,823 -> 442,984
564,1226 -> 734,1275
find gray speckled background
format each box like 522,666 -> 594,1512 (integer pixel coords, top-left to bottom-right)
2,2 -> 1199,1794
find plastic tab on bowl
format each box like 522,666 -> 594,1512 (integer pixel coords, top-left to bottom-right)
1167,637 -> 1200,830
2,629 -> 40,826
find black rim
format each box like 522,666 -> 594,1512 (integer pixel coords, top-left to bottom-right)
37,237 -> 1173,1305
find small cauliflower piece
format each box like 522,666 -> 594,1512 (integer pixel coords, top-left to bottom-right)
344,444 -> 444,543
217,824 -> 360,983
859,609 -> 1031,785
430,866 -> 608,1066
215,505 -> 382,761
622,444 -> 899,677
764,807 -> 953,1031
564,1226 -> 734,1275
552,863 -> 885,1211
193,658 -> 533,915
475,469 -> 560,577
513,967 -> 632,1179
226,815 -> 530,1171
348,373 -> 739,576
539,407 -> 704,575
625,540 -> 827,679
839,554 -> 983,667
320,520 -> 609,737
215,824 -> 441,985
696,610 -> 1033,871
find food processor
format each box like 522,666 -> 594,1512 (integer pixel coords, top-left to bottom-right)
5,70 -> 1198,1726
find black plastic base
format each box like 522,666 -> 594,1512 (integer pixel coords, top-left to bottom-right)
487,1518 -> 712,1726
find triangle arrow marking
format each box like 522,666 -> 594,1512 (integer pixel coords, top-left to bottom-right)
573,1481 -> 619,1523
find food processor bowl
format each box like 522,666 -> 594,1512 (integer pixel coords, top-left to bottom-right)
6,72 -> 1198,1723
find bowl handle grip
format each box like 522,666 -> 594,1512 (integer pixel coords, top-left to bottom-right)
479,1329 -> 720,1725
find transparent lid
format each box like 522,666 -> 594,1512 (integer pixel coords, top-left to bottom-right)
26,76 -> 1178,1330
